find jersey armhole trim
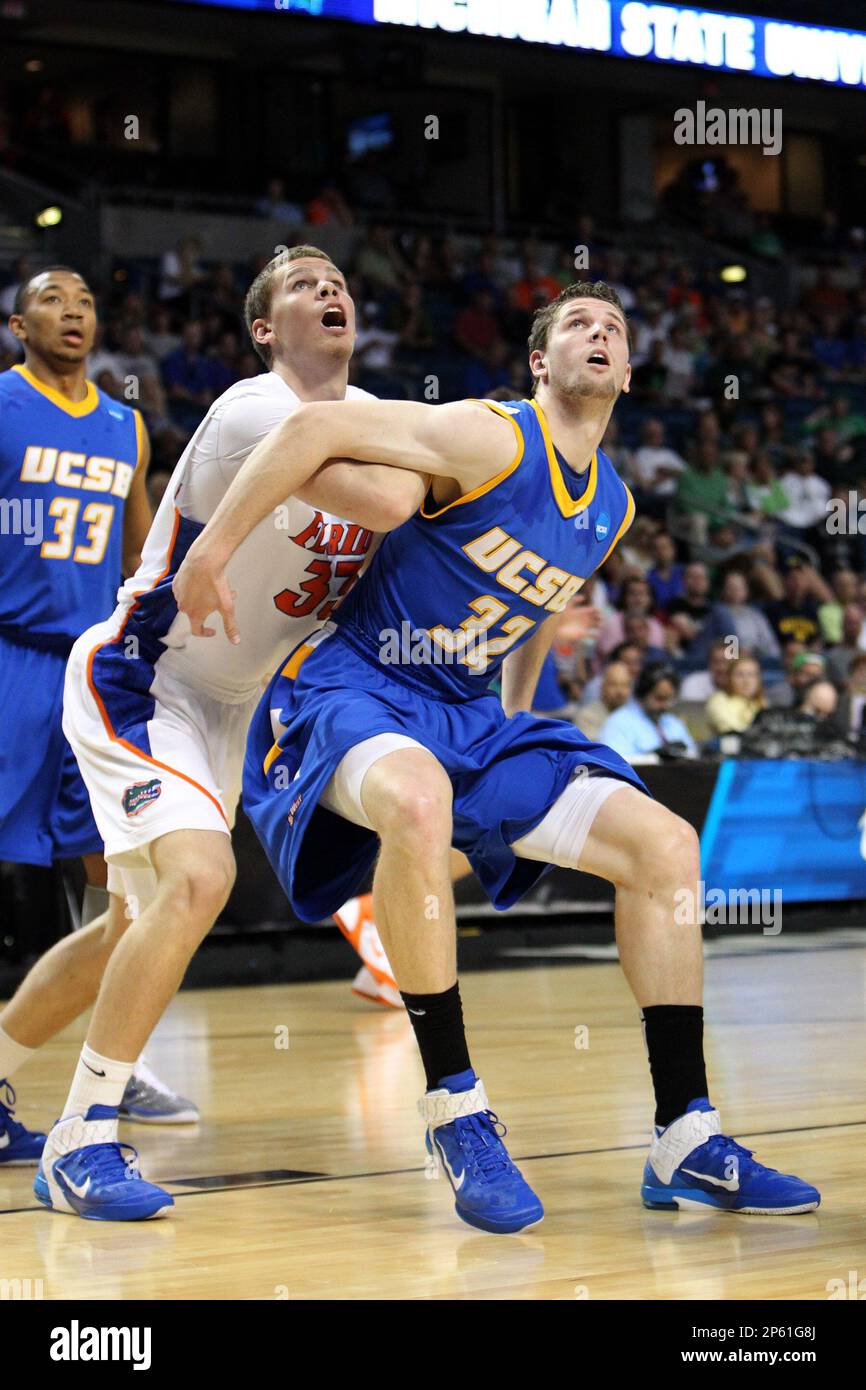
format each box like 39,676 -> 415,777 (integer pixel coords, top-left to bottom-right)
598,482 -> 635,567
133,409 -> 146,470
281,641 -> 315,681
419,398 -> 525,520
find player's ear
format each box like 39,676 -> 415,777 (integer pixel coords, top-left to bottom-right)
621,362 -> 631,396
528,348 -> 546,388
251,317 -> 273,354
7,314 -> 26,342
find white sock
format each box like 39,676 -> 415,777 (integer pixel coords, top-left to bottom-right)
0,1024 -> 37,1083
61,1044 -> 133,1123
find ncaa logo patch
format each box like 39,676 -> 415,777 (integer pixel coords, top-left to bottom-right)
594,511 -> 610,542
122,779 -> 162,818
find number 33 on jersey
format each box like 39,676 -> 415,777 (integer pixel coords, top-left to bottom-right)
0,364 -> 143,645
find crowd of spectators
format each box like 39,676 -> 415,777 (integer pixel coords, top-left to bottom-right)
4,204 -> 866,766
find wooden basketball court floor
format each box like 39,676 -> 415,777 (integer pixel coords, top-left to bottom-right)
1,940 -> 864,1301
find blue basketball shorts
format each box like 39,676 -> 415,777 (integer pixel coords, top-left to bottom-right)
243,631 -> 648,923
0,632 -> 101,866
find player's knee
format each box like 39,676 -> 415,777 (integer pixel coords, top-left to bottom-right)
378,482 -> 424,533
368,762 -> 452,846
161,853 -> 236,923
630,809 -> 699,895
383,783 -> 452,846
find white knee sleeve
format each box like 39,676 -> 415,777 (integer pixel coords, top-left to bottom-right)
319,733 -> 427,830
511,773 -> 629,869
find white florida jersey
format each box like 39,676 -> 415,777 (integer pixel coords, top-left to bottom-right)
112,372 -> 376,702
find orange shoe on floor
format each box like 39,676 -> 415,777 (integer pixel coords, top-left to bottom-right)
333,893 -> 401,1009
351,965 -> 402,1010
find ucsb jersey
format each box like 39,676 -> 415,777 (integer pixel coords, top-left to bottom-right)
331,397 -> 634,700
0,364 -> 142,649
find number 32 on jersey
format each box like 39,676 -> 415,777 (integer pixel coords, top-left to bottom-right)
429,526 -> 585,673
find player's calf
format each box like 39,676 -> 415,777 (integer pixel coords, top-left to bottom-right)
62,832 -> 234,1150
83,850 -> 235,1069
569,789 -> 820,1213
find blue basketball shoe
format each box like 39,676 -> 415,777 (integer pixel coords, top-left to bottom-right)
34,1105 -> 174,1221
641,1098 -> 820,1214
0,1079 -> 46,1165
419,1069 -> 544,1234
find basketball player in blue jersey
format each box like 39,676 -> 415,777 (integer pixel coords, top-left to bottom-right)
0,266 -> 197,1156
175,279 -> 820,1234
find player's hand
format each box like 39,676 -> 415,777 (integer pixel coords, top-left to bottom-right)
557,597 -> 601,647
172,541 -> 239,643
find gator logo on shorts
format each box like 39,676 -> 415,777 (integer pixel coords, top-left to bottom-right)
122,779 -> 162,818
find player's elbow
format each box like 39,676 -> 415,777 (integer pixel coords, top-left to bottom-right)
280,400 -> 316,440
337,465 -> 426,534
375,472 -> 426,532
271,400 -> 328,455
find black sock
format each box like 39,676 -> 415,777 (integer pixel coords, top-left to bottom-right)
641,1005 -> 708,1129
401,983 -> 472,1091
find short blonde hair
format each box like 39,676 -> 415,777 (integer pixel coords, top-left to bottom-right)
244,244 -> 341,366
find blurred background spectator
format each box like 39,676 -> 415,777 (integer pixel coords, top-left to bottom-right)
600,663 -> 698,764
705,655 -> 767,735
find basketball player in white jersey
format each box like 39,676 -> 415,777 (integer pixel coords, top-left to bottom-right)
33,246 -> 425,1219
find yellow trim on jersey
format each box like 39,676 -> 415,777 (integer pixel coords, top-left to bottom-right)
530,398 -> 597,519
262,641 -> 317,772
281,642 -> 315,679
420,399 -> 524,520
263,740 -> 283,776
598,484 -> 636,567
133,408 -> 146,469
12,363 -> 100,418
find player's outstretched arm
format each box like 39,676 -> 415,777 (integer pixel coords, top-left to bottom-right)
173,397 -> 517,641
